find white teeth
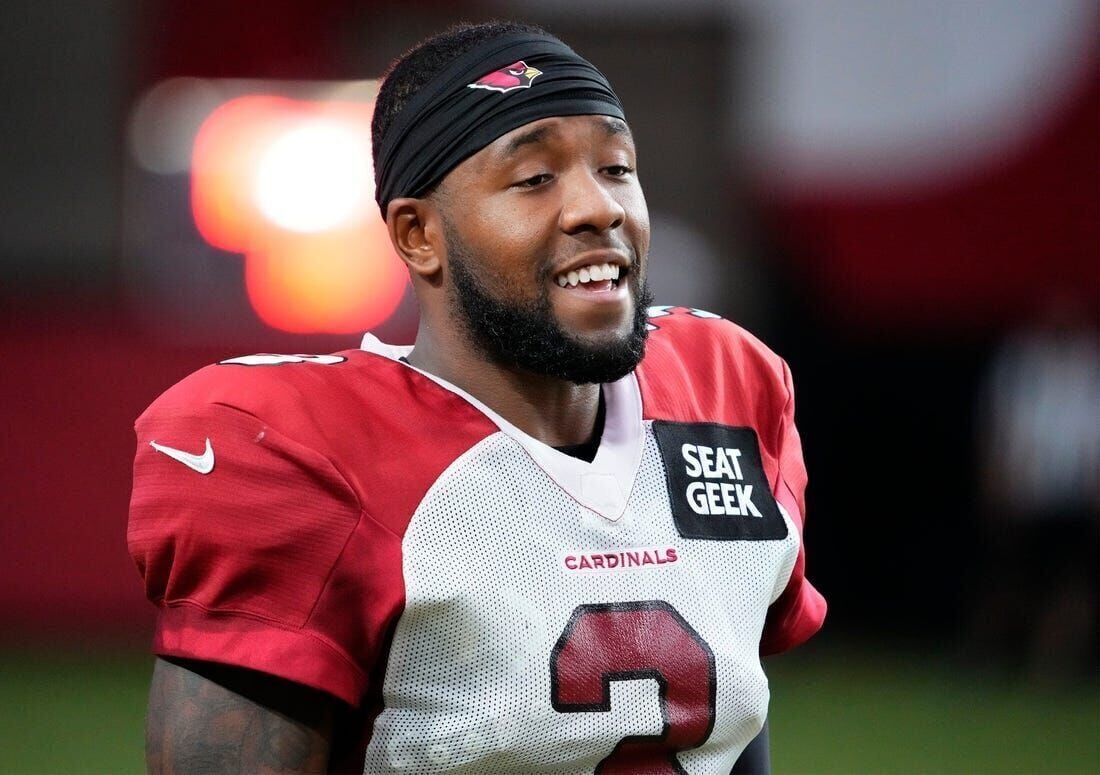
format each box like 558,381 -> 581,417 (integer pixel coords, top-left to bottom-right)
554,263 -> 623,287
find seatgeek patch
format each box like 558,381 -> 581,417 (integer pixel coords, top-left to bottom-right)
653,421 -> 788,541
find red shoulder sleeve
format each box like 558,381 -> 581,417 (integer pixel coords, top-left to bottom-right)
637,309 -> 826,654
128,398 -> 372,705
760,359 -> 827,655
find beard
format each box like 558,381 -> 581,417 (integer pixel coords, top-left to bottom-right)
445,229 -> 653,385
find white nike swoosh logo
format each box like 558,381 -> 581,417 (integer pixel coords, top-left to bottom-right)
149,438 -> 215,474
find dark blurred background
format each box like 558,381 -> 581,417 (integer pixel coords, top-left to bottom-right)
1,1 -> 1097,771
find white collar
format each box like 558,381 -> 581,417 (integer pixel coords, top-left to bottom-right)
360,333 -> 644,522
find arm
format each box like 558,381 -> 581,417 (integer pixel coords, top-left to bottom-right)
146,657 -> 336,774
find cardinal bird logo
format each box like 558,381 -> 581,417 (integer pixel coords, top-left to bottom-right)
467,60 -> 543,93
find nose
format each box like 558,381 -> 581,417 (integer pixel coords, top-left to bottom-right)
558,169 -> 626,235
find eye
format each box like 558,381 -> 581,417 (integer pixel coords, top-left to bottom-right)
604,165 -> 634,178
513,173 -> 553,188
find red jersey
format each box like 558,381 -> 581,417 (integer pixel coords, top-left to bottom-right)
128,306 -> 825,772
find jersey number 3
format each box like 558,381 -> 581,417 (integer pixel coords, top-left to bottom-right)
550,601 -> 717,774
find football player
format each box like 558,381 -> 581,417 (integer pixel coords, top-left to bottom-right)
129,21 -> 825,773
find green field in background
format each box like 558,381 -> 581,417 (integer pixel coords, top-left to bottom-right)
767,645 -> 1099,774
1,643 -> 1096,773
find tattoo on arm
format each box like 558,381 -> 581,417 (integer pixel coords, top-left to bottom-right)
146,657 -> 336,774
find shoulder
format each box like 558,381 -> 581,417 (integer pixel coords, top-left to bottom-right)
141,350 -> 382,430
131,349 -> 390,537
135,347 -> 497,533
133,347 -> 499,554
138,348 -> 488,450
637,306 -> 792,429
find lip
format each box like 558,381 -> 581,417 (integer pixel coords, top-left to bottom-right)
552,248 -> 632,279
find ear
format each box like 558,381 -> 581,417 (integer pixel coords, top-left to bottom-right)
386,197 -> 443,279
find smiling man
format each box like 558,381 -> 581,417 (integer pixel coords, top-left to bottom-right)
129,21 -> 825,774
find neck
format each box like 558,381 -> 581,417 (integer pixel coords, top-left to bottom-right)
407,324 -> 601,448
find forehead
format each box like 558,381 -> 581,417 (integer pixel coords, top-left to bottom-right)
485,114 -> 634,162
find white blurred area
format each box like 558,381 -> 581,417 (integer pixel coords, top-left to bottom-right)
127,77 -> 224,176
741,0 -> 1098,189
254,121 -> 373,233
505,0 -> 1098,189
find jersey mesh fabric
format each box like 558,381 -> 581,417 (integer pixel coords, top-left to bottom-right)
364,425 -> 799,773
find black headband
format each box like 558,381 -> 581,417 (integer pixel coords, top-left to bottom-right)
374,32 -> 626,214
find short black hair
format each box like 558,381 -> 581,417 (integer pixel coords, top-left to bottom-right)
371,21 -> 551,175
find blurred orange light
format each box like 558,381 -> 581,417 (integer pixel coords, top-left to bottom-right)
246,219 -> 406,334
190,94 -> 406,333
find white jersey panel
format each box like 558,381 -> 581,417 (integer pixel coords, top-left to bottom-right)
364,423 -> 800,774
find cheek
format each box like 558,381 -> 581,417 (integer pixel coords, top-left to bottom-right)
623,186 -> 650,258
473,201 -> 554,262
486,209 -> 539,250
455,213 -> 547,292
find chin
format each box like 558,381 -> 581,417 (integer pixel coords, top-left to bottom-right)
551,297 -> 635,341
563,317 -> 635,351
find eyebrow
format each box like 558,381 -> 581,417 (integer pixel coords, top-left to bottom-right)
501,126 -> 551,158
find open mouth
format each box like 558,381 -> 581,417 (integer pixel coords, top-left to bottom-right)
553,262 -> 626,293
